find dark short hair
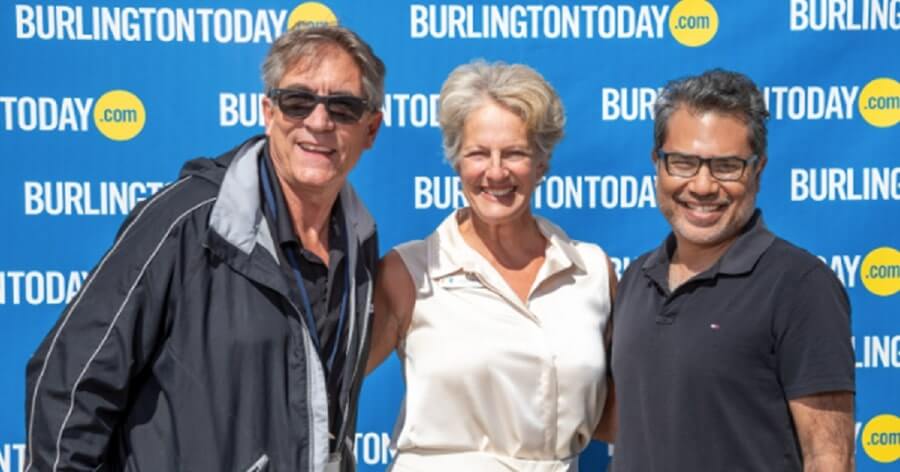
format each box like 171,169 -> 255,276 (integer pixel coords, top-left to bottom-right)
262,24 -> 386,110
654,69 -> 769,157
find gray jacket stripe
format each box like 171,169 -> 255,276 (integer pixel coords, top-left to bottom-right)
307,329 -> 330,472
49,196 -> 216,472
24,176 -> 193,472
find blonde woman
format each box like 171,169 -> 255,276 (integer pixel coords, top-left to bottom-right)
367,61 -> 616,471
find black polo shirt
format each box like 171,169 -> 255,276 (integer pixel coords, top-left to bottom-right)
259,145 -> 349,447
610,210 -> 854,472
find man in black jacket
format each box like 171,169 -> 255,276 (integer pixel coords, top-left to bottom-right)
26,24 -> 383,472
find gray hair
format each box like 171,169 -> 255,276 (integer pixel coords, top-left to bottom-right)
262,24 -> 386,110
439,60 -> 565,170
654,69 -> 769,157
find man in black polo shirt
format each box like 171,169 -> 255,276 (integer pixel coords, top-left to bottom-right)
610,69 -> 855,471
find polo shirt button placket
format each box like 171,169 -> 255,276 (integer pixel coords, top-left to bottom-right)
655,314 -> 675,325
657,298 -> 679,325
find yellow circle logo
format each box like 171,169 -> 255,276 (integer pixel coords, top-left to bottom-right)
669,0 -> 719,47
858,77 -> 900,128
288,2 -> 338,29
861,414 -> 900,463
861,247 -> 900,297
93,90 -> 145,141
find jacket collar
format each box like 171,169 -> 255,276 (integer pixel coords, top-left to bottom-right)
427,208 -> 587,280
207,136 -> 376,261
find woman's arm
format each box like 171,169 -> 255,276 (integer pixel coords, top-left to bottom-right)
594,255 -> 618,442
366,250 -> 416,375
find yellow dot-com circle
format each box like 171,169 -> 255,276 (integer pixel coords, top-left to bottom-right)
861,247 -> 900,297
861,414 -> 900,463
669,0 -> 719,47
288,2 -> 338,29
93,90 -> 146,142
858,77 -> 900,128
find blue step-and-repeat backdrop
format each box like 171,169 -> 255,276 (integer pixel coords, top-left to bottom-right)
2,0 -> 898,470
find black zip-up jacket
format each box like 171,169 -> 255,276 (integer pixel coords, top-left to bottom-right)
25,136 -> 378,472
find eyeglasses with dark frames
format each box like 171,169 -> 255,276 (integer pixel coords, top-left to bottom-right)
268,88 -> 371,124
656,150 -> 759,181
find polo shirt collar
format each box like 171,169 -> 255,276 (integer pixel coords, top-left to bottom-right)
428,208 -> 587,280
641,209 -> 776,287
717,210 -> 776,275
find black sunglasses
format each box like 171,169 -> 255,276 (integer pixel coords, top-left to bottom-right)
268,88 -> 371,124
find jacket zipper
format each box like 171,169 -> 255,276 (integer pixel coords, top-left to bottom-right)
285,297 -> 327,472
334,273 -> 373,453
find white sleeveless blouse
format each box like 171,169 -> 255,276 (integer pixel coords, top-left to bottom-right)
389,210 -> 611,472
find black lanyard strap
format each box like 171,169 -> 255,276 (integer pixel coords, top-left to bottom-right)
283,247 -> 349,370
